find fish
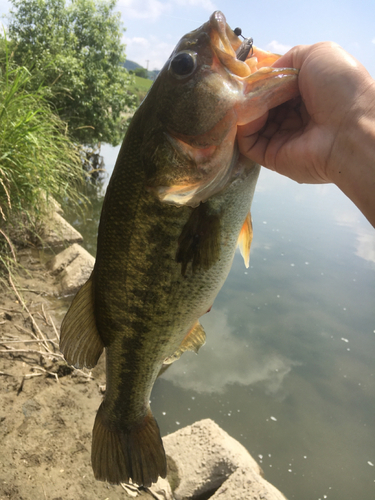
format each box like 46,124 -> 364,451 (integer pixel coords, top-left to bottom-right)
60,10 -> 298,488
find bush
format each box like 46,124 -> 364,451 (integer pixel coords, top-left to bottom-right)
0,35 -> 86,268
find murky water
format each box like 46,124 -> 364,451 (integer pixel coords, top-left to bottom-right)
64,143 -> 375,500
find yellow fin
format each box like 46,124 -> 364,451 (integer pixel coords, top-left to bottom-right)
176,203 -> 221,276
163,321 -> 206,365
60,276 -> 104,369
91,403 -> 166,486
238,212 -> 253,268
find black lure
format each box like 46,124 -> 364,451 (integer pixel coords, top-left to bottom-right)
234,27 -> 253,62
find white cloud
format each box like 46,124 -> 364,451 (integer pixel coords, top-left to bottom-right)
124,34 -> 175,70
161,309 -> 296,394
118,0 -> 215,21
173,0 -> 216,11
334,210 -> 375,264
355,230 -> 375,264
118,0 -> 171,20
372,38 -> 375,44
265,40 -> 292,55
127,36 -> 150,47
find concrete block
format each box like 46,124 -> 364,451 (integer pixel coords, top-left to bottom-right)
48,244 -> 95,295
162,419 -> 286,500
41,212 -> 83,247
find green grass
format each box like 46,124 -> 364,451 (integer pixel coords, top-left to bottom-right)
128,75 -> 153,105
133,75 -> 153,91
0,35 -> 86,273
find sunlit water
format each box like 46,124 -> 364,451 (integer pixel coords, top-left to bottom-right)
64,143 -> 375,500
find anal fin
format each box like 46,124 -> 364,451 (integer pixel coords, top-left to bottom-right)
60,275 -> 104,369
237,212 -> 253,268
163,321 -> 206,365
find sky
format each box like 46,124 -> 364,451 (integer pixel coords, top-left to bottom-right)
0,0 -> 375,76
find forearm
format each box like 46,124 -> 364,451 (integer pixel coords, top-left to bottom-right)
328,82 -> 375,227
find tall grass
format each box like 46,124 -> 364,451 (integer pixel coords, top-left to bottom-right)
0,35 -> 86,273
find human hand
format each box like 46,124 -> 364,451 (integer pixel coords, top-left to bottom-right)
237,42 -> 375,186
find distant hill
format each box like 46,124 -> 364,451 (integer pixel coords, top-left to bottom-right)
124,59 -> 160,81
123,59 -> 142,71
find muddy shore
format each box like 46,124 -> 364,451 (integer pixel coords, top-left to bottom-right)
0,249 -> 156,500
0,246 -> 288,500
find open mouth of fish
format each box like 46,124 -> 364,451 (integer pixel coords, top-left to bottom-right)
209,11 -> 282,78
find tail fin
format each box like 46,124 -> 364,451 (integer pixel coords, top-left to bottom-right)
91,403 -> 167,487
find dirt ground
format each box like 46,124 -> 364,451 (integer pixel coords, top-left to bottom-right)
0,250 -> 157,500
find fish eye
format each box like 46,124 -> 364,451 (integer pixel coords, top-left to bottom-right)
170,51 -> 197,78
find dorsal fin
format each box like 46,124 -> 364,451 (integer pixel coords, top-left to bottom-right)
60,275 -> 104,369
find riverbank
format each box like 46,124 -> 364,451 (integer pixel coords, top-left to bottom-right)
0,247 -> 289,500
0,248 -> 147,499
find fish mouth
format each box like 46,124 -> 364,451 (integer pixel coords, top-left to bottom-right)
209,11 -> 280,78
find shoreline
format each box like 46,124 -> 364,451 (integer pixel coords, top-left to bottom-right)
0,221 -> 288,499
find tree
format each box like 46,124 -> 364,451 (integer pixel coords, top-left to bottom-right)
7,0 -> 136,145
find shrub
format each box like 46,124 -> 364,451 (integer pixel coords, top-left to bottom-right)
0,35 -> 86,270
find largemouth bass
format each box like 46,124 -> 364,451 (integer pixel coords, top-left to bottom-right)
60,11 -> 298,487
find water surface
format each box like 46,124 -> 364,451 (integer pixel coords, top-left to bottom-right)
65,144 -> 375,500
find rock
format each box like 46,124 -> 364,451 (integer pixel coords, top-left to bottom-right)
40,212 -> 83,247
48,243 -> 85,274
210,467 -> 287,500
48,244 -> 95,295
38,192 -> 64,215
146,477 -> 174,500
162,419 -> 287,500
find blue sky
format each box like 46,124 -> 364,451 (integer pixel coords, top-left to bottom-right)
0,0 -> 374,76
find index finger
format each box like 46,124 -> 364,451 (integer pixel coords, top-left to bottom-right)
271,44 -> 313,71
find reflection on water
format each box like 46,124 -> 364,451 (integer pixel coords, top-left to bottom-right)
335,211 -> 375,264
355,228 -> 375,263
161,309 -> 297,394
64,145 -> 375,500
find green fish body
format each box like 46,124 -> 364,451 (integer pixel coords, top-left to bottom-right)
60,10 -> 298,487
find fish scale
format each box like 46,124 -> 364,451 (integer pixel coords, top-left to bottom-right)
102,161 -> 260,417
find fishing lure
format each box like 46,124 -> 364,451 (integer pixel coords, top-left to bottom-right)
234,27 -> 254,62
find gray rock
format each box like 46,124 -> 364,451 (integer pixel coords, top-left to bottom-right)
41,212 -> 83,247
48,243 -> 86,275
210,467 -> 287,500
48,243 -> 94,295
146,477 -> 174,500
162,419 -> 286,500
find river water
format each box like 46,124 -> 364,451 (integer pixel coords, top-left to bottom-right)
64,143 -> 375,500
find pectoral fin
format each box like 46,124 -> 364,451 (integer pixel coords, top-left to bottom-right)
163,321 -> 206,365
60,275 -> 104,369
237,212 -> 253,268
176,203 -> 221,276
